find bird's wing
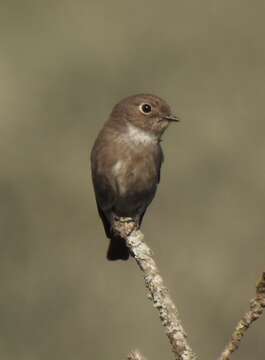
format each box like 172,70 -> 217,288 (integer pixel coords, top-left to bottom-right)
156,144 -> 164,184
92,170 -> 116,212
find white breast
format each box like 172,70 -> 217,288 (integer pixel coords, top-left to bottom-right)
112,160 -> 123,176
112,160 -> 127,194
126,123 -> 156,145
111,124 -> 157,195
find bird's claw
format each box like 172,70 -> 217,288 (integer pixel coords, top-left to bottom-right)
119,217 -> 134,223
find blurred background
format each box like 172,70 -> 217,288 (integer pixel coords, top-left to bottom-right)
0,1 -> 265,359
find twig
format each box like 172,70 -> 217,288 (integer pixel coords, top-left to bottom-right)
218,272 -> 265,360
127,350 -> 147,360
113,219 -> 196,360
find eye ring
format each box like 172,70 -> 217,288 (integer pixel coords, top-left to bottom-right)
139,103 -> 152,114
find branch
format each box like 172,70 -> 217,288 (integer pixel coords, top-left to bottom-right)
218,272 -> 265,360
114,219 -> 264,360
127,350 -> 147,360
113,218 -> 196,360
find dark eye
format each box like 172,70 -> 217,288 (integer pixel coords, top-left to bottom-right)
140,103 -> 152,114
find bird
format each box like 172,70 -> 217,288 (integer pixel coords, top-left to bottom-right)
90,94 -> 179,260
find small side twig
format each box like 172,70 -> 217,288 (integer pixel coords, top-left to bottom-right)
127,350 -> 147,360
218,272 -> 265,360
114,219 -> 196,360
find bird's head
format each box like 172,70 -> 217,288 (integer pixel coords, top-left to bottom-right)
110,94 -> 179,140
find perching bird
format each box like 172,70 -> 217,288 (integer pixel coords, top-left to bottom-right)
91,94 -> 178,260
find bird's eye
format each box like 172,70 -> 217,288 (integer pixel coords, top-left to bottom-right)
140,103 -> 152,114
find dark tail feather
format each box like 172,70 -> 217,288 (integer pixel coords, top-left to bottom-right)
107,235 -> 130,261
96,203 -> 130,260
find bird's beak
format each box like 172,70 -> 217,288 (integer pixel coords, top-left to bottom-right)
163,114 -> 180,122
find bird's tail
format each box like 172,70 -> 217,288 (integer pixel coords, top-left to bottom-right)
107,234 -> 130,261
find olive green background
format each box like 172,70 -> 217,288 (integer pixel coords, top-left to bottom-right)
0,1 -> 264,359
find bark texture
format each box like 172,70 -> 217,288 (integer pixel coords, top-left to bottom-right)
113,219 -> 196,360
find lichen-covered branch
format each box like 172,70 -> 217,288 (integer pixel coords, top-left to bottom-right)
113,219 -> 196,360
218,272 -> 265,360
114,219 -> 264,360
127,350 -> 147,360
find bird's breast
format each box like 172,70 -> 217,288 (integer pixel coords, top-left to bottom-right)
112,150 -> 158,196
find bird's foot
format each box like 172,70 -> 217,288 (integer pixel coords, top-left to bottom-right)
119,216 -> 134,223
112,216 -> 138,238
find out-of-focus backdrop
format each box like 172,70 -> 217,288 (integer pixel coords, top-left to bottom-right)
1,1 -> 264,359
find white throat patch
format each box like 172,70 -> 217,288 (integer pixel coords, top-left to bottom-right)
125,123 -> 156,145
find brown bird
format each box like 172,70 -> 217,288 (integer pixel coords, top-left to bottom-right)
91,94 -> 178,260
